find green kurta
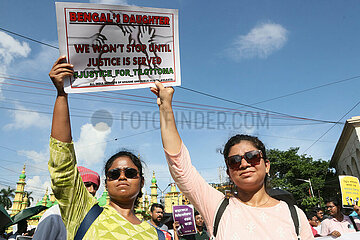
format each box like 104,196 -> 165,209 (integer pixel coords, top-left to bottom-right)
49,137 -> 157,240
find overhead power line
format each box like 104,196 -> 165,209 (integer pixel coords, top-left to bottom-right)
251,75 -> 360,105
0,27 -> 58,49
302,99 -> 360,154
0,27 -> 347,125
178,86 -> 341,124
0,76 -> 333,122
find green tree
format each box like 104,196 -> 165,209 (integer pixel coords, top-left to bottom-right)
267,147 -> 337,210
0,186 -> 15,210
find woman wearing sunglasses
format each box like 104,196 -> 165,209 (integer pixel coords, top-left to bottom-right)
151,81 -> 313,239
47,56 -> 159,239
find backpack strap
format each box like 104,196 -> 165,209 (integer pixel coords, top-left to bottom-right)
286,202 -> 300,240
155,227 -> 166,240
74,204 -> 104,240
349,216 -> 359,231
212,198 -> 229,238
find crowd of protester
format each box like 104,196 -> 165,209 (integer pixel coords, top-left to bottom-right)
2,56 -> 360,240
304,199 -> 360,238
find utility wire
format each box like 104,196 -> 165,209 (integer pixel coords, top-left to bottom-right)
178,86 -> 341,124
0,27 -> 58,49
302,100 -> 360,154
0,105 -> 332,127
1,78 -> 324,121
0,28 -> 346,125
0,73 -> 352,122
1,78 -> 343,123
251,75 -> 360,105
0,75 -> 300,119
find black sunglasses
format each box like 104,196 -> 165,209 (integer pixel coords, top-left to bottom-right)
226,150 -> 262,169
106,167 -> 139,180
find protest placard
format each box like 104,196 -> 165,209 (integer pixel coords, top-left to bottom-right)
173,205 -> 196,236
55,2 -> 180,93
339,175 -> 360,208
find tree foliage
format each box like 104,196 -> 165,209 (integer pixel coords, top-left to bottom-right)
0,186 -> 15,210
24,191 -> 34,207
267,147 -> 337,210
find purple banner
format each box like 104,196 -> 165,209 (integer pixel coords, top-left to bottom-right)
173,205 -> 196,235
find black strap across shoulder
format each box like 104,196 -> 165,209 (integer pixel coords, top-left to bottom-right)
213,198 -> 229,237
349,216 -> 359,231
286,202 -> 300,240
74,204 -> 104,240
212,198 -> 300,239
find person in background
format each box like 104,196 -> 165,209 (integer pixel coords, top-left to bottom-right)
315,207 -> 327,223
320,198 -> 360,238
148,203 -> 169,231
306,211 -> 320,237
349,204 -> 360,219
147,203 -> 173,239
173,212 -> 209,240
33,166 -> 100,240
193,212 -> 210,240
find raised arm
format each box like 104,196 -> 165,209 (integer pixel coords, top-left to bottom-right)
49,56 -> 74,143
48,57 -> 97,239
150,81 -> 181,154
151,82 -> 224,235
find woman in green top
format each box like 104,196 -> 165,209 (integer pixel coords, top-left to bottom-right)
48,56 -> 158,240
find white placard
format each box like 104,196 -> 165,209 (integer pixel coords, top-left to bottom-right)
56,2 -> 180,93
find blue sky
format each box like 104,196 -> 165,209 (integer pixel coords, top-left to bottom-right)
0,0 -> 359,204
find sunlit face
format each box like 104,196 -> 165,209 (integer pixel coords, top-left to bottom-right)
317,210 -> 324,220
227,141 -> 270,192
325,202 -> 339,216
308,216 -> 319,227
150,207 -> 164,223
105,156 -> 143,204
195,215 -> 204,228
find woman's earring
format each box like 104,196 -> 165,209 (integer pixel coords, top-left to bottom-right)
267,172 -> 270,177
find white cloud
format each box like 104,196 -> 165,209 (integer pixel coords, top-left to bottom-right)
15,43 -> 58,75
232,22 -> 288,59
3,103 -> 51,130
89,0 -> 129,5
18,148 -> 49,164
74,123 -> 111,166
0,31 -> 31,97
0,31 -> 31,66
26,175 -> 51,206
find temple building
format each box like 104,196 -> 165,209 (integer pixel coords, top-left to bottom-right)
9,168 -> 194,225
331,116 -> 360,178
150,171 -> 158,204
10,165 -> 27,216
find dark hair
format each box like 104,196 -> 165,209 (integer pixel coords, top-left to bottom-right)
194,211 -> 200,217
223,134 -> 267,160
315,207 -> 323,212
223,134 -> 268,194
150,203 -> 164,212
325,198 -> 341,208
305,211 -> 318,220
105,151 -> 144,208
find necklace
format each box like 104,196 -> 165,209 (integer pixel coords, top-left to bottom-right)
238,196 -> 271,207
